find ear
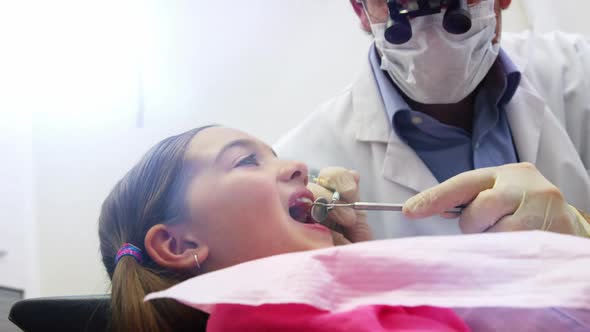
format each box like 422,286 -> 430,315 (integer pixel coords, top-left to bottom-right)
499,0 -> 511,10
349,0 -> 371,33
144,223 -> 209,273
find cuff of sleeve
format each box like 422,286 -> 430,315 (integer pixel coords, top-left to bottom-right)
569,205 -> 590,238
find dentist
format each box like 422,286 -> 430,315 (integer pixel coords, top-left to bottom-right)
275,0 -> 590,239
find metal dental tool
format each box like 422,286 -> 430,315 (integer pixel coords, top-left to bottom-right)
311,197 -> 463,223
308,169 -> 463,225
309,169 -> 346,232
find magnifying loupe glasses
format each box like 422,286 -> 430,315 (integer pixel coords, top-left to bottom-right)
358,0 -> 472,44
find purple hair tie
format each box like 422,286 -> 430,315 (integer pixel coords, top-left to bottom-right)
115,243 -> 143,265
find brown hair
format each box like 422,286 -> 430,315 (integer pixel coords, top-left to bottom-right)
98,126 -> 213,331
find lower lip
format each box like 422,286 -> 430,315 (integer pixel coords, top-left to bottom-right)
301,222 -> 331,234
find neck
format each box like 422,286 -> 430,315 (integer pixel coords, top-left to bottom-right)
404,91 -> 477,133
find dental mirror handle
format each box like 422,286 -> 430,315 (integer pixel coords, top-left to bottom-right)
349,202 -> 404,211
351,202 -> 463,214
316,201 -> 463,214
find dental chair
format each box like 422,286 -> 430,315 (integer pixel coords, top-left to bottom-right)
9,295 -> 210,331
8,295 -> 110,332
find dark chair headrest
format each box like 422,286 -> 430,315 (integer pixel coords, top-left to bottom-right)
9,295 -> 110,332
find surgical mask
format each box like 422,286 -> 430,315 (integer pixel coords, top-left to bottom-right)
371,0 -> 500,104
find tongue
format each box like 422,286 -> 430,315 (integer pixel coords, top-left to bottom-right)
289,204 -> 312,223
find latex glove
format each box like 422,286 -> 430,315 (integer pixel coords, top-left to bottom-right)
307,167 -> 373,244
403,162 -> 588,237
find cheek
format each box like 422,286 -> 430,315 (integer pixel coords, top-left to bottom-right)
365,0 -> 389,23
187,174 -> 283,233
186,174 -> 293,263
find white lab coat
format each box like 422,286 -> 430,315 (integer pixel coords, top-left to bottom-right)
274,31 -> 590,239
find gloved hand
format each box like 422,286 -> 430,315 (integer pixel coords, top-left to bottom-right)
307,167 -> 373,244
403,162 -> 589,237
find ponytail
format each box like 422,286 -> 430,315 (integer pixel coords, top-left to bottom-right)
110,256 -> 207,331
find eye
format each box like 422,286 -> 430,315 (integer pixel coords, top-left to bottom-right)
235,153 -> 259,168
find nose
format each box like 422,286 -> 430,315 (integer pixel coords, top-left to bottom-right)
278,160 -> 308,185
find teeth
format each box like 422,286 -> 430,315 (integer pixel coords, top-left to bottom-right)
297,197 -> 312,205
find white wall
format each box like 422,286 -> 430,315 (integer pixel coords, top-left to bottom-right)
138,0 -> 371,143
0,4 -> 39,296
2,0 -> 588,297
0,113 -> 38,297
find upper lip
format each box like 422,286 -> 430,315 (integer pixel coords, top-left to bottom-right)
288,187 -> 315,207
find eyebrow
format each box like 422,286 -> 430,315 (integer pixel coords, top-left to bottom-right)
214,139 -> 277,164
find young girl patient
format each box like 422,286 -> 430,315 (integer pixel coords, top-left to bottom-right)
99,125 -> 470,331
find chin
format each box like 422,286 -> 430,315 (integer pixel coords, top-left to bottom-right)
307,239 -> 334,250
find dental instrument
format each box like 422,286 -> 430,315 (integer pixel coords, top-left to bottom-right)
311,197 -> 463,223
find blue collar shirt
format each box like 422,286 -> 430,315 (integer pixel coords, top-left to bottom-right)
369,45 -> 522,182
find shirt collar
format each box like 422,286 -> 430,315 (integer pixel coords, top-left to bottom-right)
495,48 -> 521,106
368,45 -> 410,122
368,44 -> 522,122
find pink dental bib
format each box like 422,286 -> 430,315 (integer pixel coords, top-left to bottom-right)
147,231 -> 590,331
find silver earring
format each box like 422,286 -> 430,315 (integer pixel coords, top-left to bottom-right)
193,253 -> 201,270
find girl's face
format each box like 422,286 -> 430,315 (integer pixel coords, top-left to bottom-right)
182,127 -> 333,271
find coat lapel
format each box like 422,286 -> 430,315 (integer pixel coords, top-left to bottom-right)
505,77 -> 546,164
382,134 -> 440,193
351,63 -> 439,194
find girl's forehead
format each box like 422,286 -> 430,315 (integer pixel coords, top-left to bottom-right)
184,127 -> 256,161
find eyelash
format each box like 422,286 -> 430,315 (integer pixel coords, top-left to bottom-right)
235,153 -> 260,167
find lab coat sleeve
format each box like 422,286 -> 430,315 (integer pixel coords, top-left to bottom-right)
506,31 -> 590,174
554,33 -> 590,173
563,34 -> 590,173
